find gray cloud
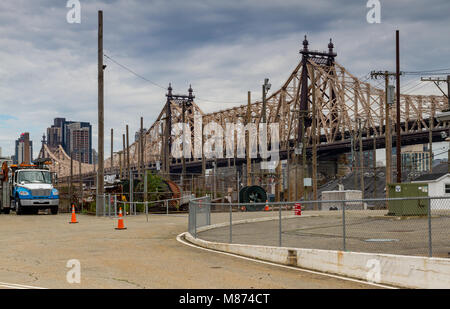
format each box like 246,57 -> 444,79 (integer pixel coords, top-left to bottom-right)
0,0 -> 449,157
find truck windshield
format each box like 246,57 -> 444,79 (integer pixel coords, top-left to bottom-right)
17,171 -> 52,184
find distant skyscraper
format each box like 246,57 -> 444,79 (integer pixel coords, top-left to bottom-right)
14,132 -> 33,164
46,118 -> 92,164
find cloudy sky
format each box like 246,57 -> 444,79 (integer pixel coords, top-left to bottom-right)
0,0 -> 449,159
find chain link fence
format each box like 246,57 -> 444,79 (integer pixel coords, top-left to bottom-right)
188,196 -> 450,258
188,196 -> 211,237
95,193 -> 193,219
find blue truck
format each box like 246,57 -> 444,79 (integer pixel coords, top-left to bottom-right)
1,161 -> 59,215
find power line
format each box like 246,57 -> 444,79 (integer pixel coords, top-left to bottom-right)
403,67 -> 450,74
104,53 -> 249,105
103,53 -> 166,90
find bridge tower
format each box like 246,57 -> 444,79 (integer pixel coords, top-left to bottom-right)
298,35 -> 337,141
161,84 -> 195,181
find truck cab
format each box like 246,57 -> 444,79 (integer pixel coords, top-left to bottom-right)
11,165 -> 59,215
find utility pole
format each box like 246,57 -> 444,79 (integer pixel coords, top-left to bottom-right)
420,75 -> 450,108
126,125 -> 130,180
247,91 -> 252,186
421,75 -> 450,172
396,30 -> 402,183
140,117 -> 144,179
311,67 -> 318,205
262,79 -> 270,124
70,151 -> 73,206
370,70 -> 396,196
182,100 -> 186,187
301,111 -> 307,199
351,130 -> 357,189
79,153 -> 82,209
373,133 -> 377,198
164,84 -> 173,179
262,79 -> 271,196
122,134 -> 126,179
119,151 -> 122,179
358,119 -> 364,198
110,128 -> 113,171
97,10 -> 105,210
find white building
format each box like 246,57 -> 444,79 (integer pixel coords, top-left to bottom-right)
412,173 -> 450,210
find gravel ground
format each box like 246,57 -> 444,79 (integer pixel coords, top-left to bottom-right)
0,212 -> 379,289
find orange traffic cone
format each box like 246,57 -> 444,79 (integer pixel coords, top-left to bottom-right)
69,204 -> 78,224
115,207 -> 127,230
264,200 -> 269,211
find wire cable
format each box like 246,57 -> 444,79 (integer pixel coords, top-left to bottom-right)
104,53 -> 250,105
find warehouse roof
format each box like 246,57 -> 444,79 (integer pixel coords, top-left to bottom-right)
412,173 -> 449,182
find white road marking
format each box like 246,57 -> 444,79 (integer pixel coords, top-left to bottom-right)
0,281 -> 46,289
176,233 -> 398,289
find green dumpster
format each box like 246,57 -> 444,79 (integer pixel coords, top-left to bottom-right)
387,183 -> 429,216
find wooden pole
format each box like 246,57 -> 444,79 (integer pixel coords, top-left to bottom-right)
373,134 -> 377,198
140,117 -> 144,179
429,106 -> 434,172
396,30 -> 402,183
122,134 -> 126,179
359,119 -> 364,198
138,120 -> 141,180
97,10 -> 104,200
182,102 -> 186,187
246,91 -> 252,186
79,156 -> 82,208
119,151 -> 122,179
70,151 -> 73,206
110,128 -> 113,171
301,111 -> 307,199
385,72 -> 392,197
126,125 -> 130,180
311,68 -> 318,204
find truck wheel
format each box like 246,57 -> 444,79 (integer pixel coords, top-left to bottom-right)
50,207 -> 58,215
3,208 -> 10,214
16,199 -> 22,215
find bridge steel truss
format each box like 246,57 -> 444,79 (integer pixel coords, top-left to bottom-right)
41,39 -> 448,179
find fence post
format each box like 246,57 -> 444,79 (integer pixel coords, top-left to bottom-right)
279,203 -> 282,247
342,200 -> 346,251
114,195 -> 117,217
428,197 -> 432,257
194,201 -> 197,239
108,194 -> 110,216
207,197 -> 211,225
146,201 -> 148,223
229,204 -> 232,243
165,200 -> 169,215
103,194 -> 106,217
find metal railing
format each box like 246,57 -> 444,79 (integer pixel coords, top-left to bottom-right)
188,196 -> 450,258
96,193 -> 193,221
188,196 -> 211,238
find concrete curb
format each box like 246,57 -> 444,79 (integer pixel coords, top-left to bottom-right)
188,218 -> 450,289
197,214 -> 314,233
